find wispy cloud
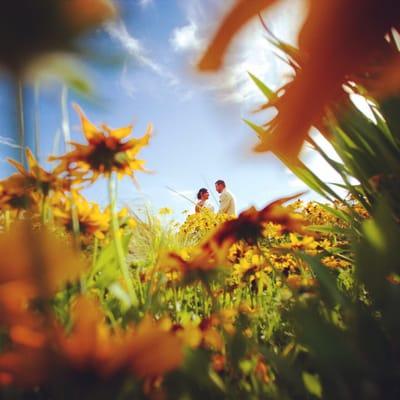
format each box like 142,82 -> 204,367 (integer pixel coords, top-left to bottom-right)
170,0 -> 306,104
105,19 -> 178,94
105,20 -> 165,75
0,135 -> 21,149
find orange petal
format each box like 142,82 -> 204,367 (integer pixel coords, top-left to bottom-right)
73,103 -> 100,141
104,124 -> 133,140
9,325 -> 46,349
198,0 -> 278,71
264,0 -> 399,160
25,148 -> 38,172
7,158 -> 27,176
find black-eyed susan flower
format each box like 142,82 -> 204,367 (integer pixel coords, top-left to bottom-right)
52,193 -> 110,241
8,148 -> 75,197
0,295 -> 184,389
50,104 -> 152,184
0,175 -> 36,211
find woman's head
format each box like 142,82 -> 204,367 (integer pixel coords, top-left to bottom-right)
197,188 -> 209,200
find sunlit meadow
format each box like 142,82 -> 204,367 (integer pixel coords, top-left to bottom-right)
0,1 -> 399,399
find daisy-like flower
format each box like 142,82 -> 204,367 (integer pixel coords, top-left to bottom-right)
8,148 -> 75,197
0,295 -> 183,389
0,175 -> 36,211
52,193 -> 110,241
51,104 -> 152,184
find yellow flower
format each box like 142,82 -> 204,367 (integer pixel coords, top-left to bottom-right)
8,148 -> 75,195
281,233 -> 318,252
0,175 -> 36,211
52,193 -> 110,240
50,104 -> 152,183
0,296 -> 184,388
59,302 -> 184,379
0,222 -> 87,299
322,256 -> 351,269
159,207 -> 173,215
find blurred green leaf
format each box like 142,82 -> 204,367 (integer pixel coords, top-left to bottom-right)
302,372 -> 322,398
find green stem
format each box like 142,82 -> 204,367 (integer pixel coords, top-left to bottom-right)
4,210 -> 11,231
70,195 -> 81,250
34,82 -> 41,161
41,195 -> 47,225
92,236 -> 99,270
108,174 -> 138,307
16,79 -> 25,165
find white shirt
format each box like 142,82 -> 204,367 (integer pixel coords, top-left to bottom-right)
218,189 -> 236,216
196,200 -> 215,213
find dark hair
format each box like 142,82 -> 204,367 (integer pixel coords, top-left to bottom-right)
197,188 -> 208,200
215,179 -> 225,187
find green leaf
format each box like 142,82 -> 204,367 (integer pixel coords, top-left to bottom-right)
243,118 -> 265,138
247,72 -> 277,101
298,253 -> 348,308
302,372 -> 322,398
317,203 -> 354,224
108,282 -> 132,310
307,224 -> 353,236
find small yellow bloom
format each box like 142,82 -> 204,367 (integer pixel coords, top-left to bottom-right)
50,104 -> 152,184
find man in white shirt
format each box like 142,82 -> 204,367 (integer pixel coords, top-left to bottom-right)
215,179 -> 236,216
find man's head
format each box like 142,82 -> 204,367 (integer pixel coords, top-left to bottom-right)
215,179 -> 226,194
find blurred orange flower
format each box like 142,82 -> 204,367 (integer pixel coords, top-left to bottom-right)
0,222 -> 86,297
0,296 -> 184,388
198,0 -> 400,161
52,192 -> 110,240
0,0 -> 116,73
211,193 -> 306,247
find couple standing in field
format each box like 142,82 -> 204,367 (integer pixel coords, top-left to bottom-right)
195,179 -> 236,216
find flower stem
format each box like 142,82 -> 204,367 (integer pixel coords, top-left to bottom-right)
108,174 -> 138,307
4,210 -> 10,231
15,78 -> 25,165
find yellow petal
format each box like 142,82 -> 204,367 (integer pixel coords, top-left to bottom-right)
105,124 -> 133,140
73,103 -> 100,141
7,158 -> 27,176
25,149 -> 38,171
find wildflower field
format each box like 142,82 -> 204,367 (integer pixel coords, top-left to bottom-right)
0,1 -> 399,399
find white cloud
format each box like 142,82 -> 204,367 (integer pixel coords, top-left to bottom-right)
286,131 -> 356,199
0,135 -> 21,149
170,22 -> 202,52
119,61 -> 136,98
170,0 -> 306,104
138,0 -> 153,8
105,20 -> 164,75
105,20 -> 179,94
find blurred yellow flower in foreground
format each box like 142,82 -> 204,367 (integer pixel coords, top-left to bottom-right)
50,104 -> 152,184
0,294 -> 184,388
0,222 -> 86,297
58,298 -> 184,379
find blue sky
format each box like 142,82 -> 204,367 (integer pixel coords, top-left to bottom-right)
0,0 -> 340,219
